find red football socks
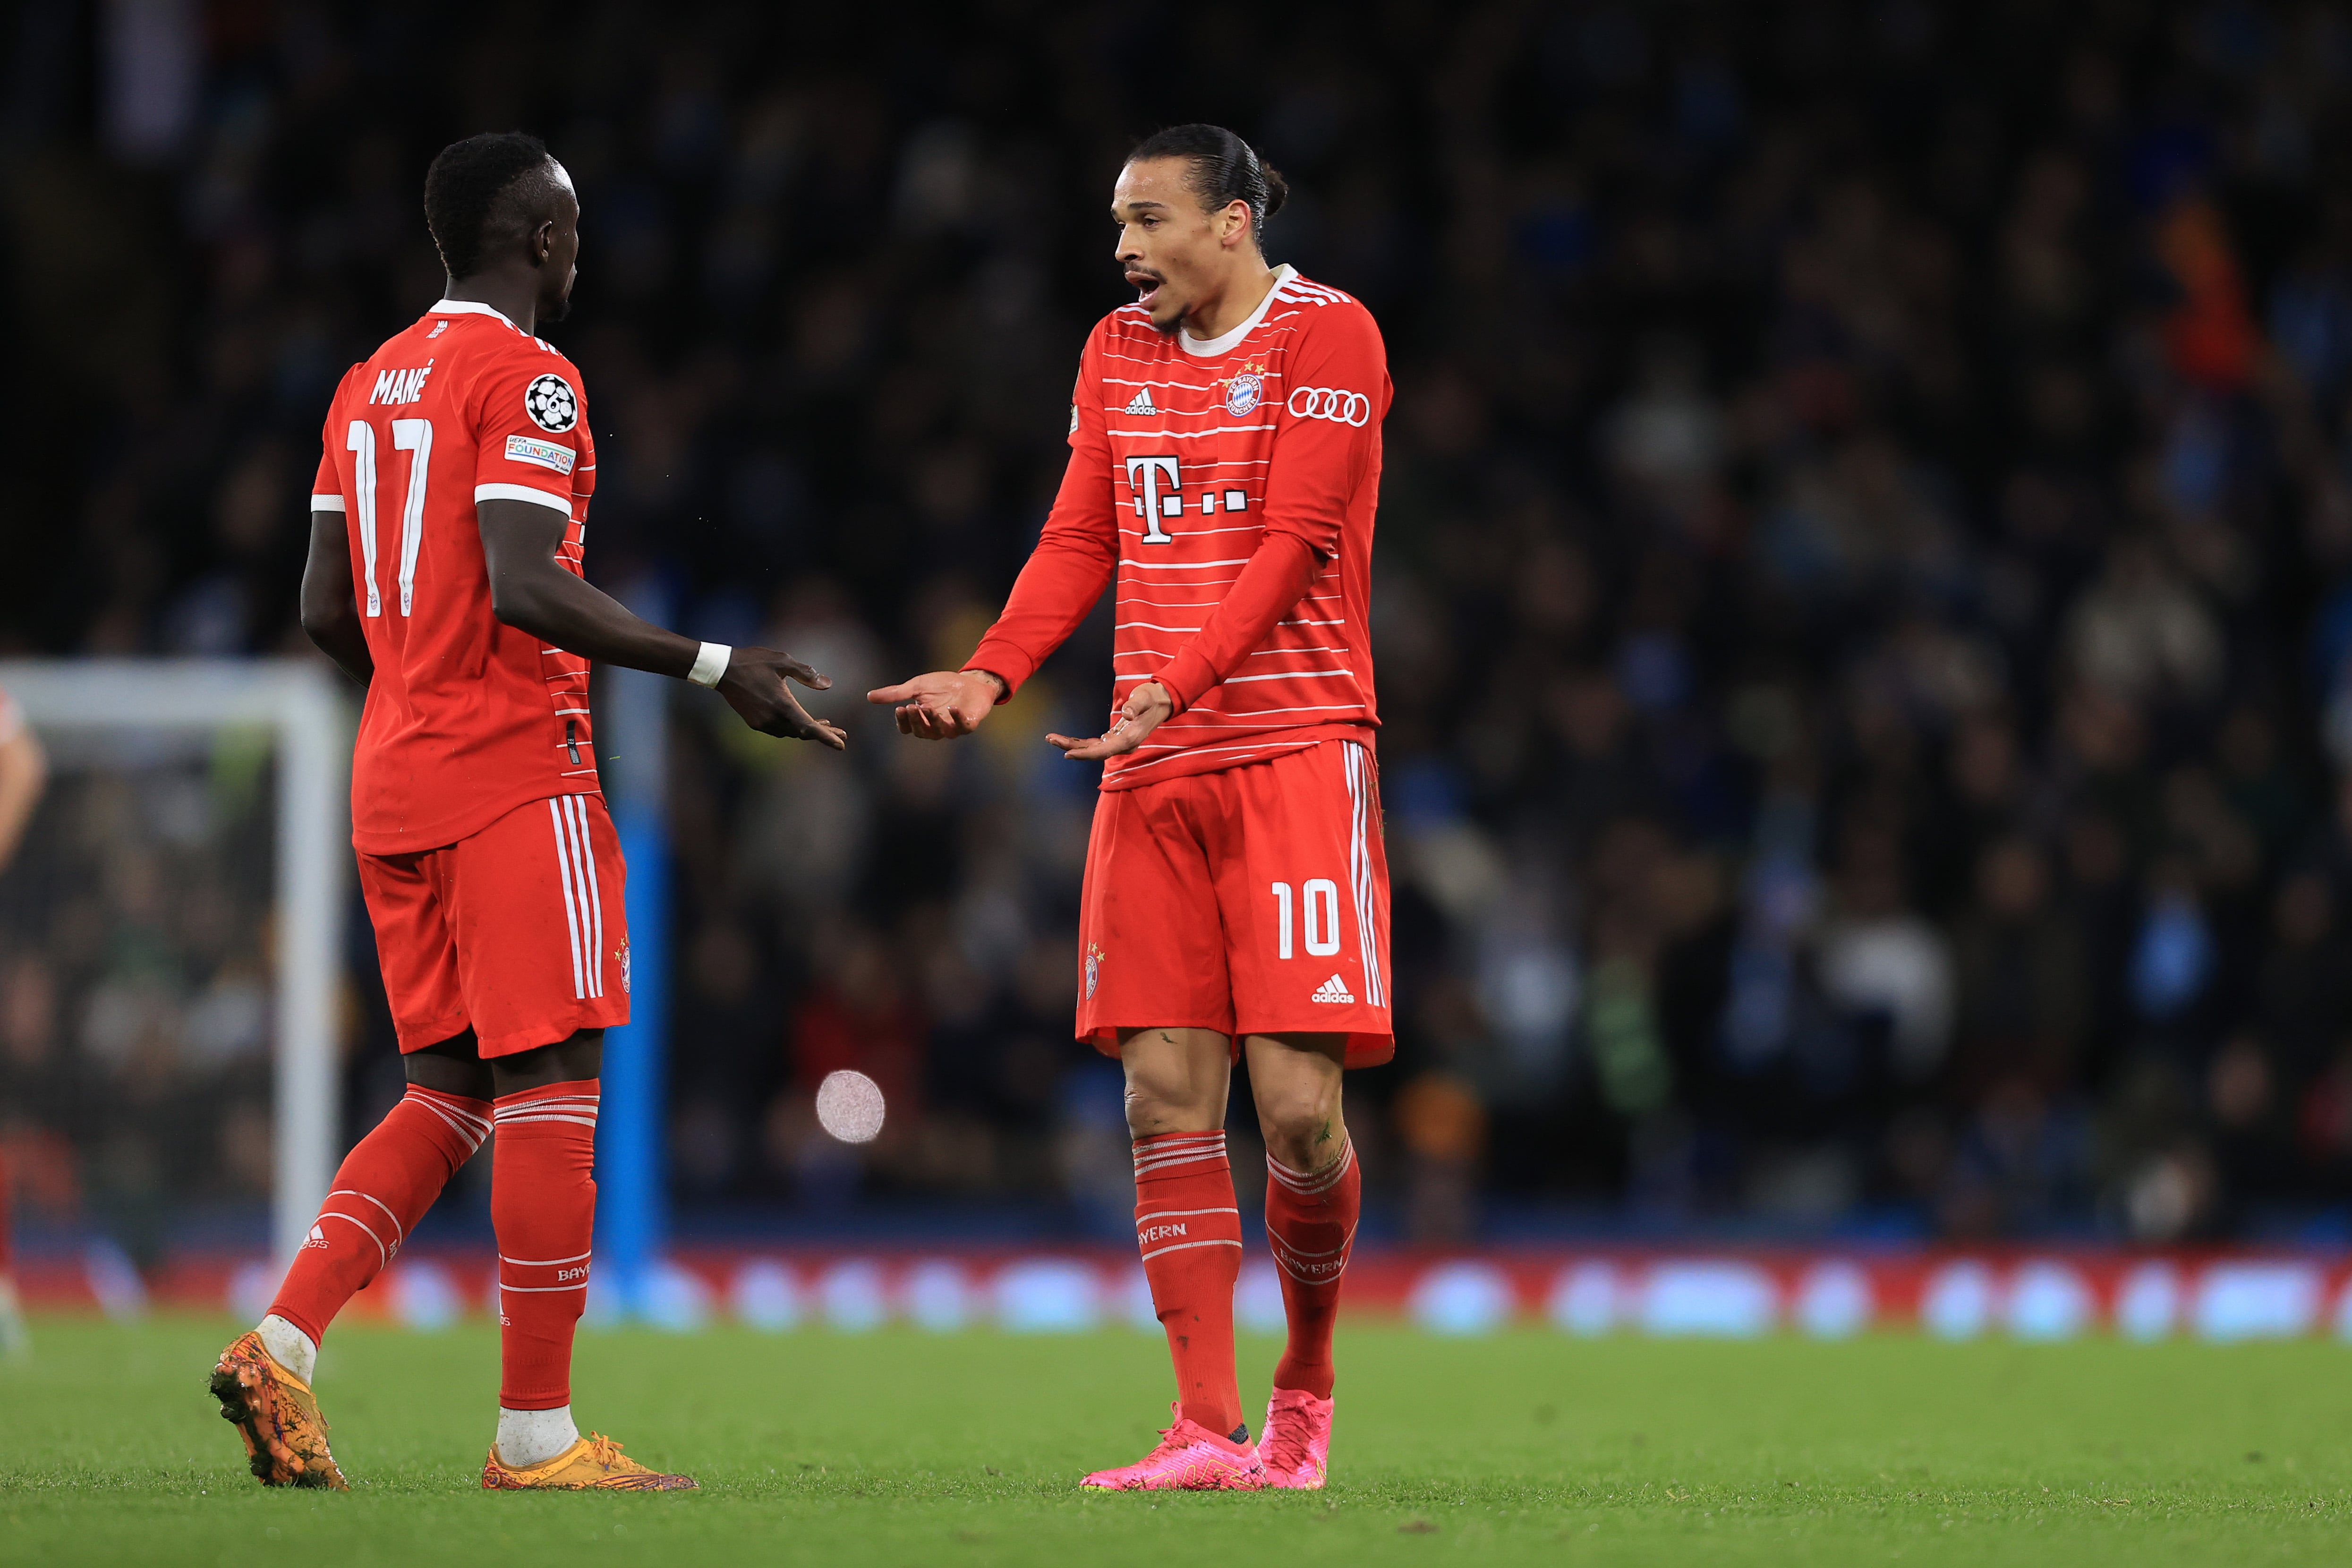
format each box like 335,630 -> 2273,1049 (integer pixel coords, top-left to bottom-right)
1133,1130 -> 1244,1436
1264,1137 -> 1359,1399
268,1084 -> 491,1346
492,1080 -> 599,1411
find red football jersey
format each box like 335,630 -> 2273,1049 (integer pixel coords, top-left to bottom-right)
311,300 -> 599,853
968,266 -> 1390,789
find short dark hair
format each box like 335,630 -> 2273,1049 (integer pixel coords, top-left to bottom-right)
423,131 -> 557,279
1127,124 -> 1288,245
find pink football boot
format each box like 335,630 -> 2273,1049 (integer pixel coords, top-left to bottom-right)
1259,1388 -> 1333,1489
1081,1404 -> 1265,1491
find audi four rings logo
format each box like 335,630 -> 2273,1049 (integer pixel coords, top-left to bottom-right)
1287,386 -> 1373,426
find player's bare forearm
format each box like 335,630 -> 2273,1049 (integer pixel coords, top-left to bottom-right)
866,668 -> 1004,739
298,508 -> 373,687
1048,680 -> 1172,760
478,500 -> 846,747
479,501 -> 700,674
0,725 -> 46,871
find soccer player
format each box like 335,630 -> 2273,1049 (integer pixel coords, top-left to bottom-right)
0,682 -> 47,1360
870,124 -> 1390,1491
210,132 -> 845,1492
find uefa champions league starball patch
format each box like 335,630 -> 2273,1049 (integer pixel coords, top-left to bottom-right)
524,373 -> 579,433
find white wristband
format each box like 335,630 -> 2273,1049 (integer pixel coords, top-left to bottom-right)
687,641 -> 731,688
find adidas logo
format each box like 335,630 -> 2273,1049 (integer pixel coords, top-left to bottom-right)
1123,387 -> 1159,416
1311,974 -> 1355,1005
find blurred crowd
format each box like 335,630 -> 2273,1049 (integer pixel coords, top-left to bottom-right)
12,0 -> 2352,1242
0,751 -> 279,1264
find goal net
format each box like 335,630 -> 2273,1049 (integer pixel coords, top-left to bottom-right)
0,659 -> 348,1285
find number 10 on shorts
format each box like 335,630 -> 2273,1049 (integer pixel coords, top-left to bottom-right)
1270,879 -> 1342,959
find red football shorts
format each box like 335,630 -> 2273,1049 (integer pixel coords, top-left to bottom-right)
1076,738 -> 1393,1066
356,793 -> 630,1058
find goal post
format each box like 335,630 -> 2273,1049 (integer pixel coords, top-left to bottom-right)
0,658 -> 349,1269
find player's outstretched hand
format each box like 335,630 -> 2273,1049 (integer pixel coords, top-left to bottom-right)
1048,681 -> 1173,761
866,670 -> 1003,740
717,648 -> 847,748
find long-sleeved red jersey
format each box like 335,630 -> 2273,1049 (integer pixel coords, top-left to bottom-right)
966,265 -> 1390,790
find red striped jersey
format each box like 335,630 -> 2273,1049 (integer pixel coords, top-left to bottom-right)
968,265 -> 1389,789
311,300 -> 600,852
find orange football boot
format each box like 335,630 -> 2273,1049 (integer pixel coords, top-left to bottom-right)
481,1432 -> 698,1491
209,1330 -> 349,1490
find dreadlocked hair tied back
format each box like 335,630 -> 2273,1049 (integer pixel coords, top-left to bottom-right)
423,131 -> 554,279
1128,123 -> 1289,246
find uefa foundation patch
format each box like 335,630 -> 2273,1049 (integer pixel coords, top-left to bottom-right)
504,435 -> 576,475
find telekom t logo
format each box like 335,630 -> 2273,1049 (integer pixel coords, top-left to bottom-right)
1125,454 -> 1180,544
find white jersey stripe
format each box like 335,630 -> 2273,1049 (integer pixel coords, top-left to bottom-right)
409,1097 -> 488,1150
332,1188 -> 409,1248
1346,741 -> 1369,1007
563,795 -> 605,999
409,1091 -> 491,1134
410,1091 -> 491,1135
558,795 -> 593,999
1105,425 -> 1275,440
1120,557 -> 1254,570
1133,1152 -> 1232,1175
1122,669 -> 1353,686
1115,755 -> 1308,777
1346,742 -> 1384,1008
1139,1237 -> 1246,1262
317,1210 -> 387,1270
548,799 -> 587,1001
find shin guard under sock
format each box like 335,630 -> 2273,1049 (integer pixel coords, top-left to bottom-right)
1133,1130 -> 1243,1437
268,1085 -> 490,1346
1264,1137 -> 1359,1399
492,1081 -> 599,1411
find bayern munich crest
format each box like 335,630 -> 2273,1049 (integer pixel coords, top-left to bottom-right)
1223,369 -> 1264,417
1084,942 -> 1104,1000
524,373 -> 578,433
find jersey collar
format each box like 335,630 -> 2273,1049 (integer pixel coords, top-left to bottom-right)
1177,264 -> 1295,358
427,298 -> 520,330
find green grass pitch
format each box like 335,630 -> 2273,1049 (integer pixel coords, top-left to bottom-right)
2,1317 -> 2349,1565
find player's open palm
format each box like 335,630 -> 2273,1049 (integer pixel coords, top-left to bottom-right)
866,670 -> 1002,739
1048,681 -> 1173,761
717,648 -> 847,748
